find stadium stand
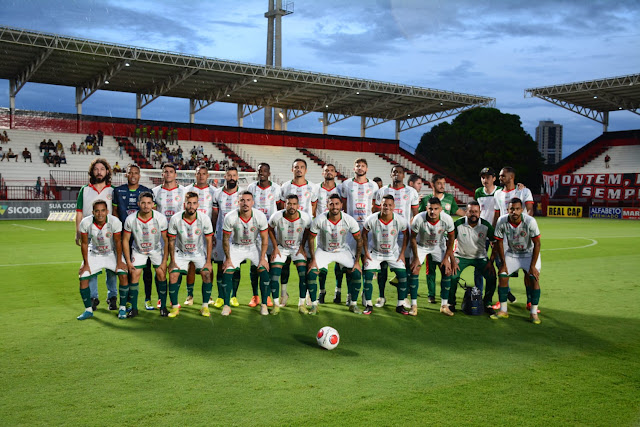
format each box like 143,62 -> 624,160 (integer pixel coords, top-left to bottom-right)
573,145 -> 640,174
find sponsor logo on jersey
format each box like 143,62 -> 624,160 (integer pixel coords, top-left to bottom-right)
356,203 -> 366,209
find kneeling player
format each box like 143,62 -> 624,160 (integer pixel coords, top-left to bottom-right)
77,200 -> 128,320
307,194 -> 363,314
221,192 -> 271,316
492,198 -> 542,324
122,192 -> 169,318
409,197 -> 455,316
268,195 -> 312,314
362,195 -> 410,315
166,192 -> 214,318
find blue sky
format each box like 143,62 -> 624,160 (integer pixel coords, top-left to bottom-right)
1,0 -> 639,156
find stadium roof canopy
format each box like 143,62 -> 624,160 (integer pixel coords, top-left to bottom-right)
525,73 -> 640,131
0,26 -> 495,137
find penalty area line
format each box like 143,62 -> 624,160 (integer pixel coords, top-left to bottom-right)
11,224 -> 45,231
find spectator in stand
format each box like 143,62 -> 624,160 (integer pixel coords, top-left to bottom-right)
79,141 -> 86,154
2,147 -> 18,162
59,150 -> 67,164
56,140 -> 63,153
113,162 -> 123,173
172,127 -> 178,143
199,145 -> 204,156
43,150 -> 52,166
23,147 -> 32,162
150,127 -> 156,142
0,130 -> 9,143
47,139 -> 55,152
158,128 -> 164,142
94,144 -> 101,155
135,126 -> 141,142
52,151 -> 61,167
39,139 -> 47,152
35,177 -> 42,198
70,141 -> 77,154
213,160 -> 220,171
118,139 -> 124,159
86,141 -> 94,154
605,154 -> 611,169
97,129 -> 104,146
43,180 -> 49,200
142,125 -> 148,143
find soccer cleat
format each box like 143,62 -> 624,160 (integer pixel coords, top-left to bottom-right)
91,298 -> 100,311
200,306 -> 211,317
374,297 -> 386,308
306,293 -> 312,307
168,306 -> 180,318
77,310 -> 94,320
318,291 -> 326,304
208,298 -> 214,305
526,302 -> 541,314
118,307 -> 127,319
145,300 -> 155,310
491,301 -> 501,310
490,311 -> 509,320
267,296 -> 273,307
349,304 -> 362,315
280,292 -> 289,307
408,305 -> 418,316
270,305 -> 281,315
125,302 -> 132,312
184,295 -> 194,306
530,314 -> 541,325
440,305 -> 454,317
248,295 -> 260,307
298,305 -> 309,315
485,306 -> 496,316
230,297 -> 240,307
308,305 -> 318,315
108,296 -> 118,311
160,307 -> 169,317
395,305 -> 409,315
126,308 -> 139,318
448,305 -> 457,313
428,296 -> 436,304
260,304 -> 269,316
507,292 -> 517,303
221,305 -> 232,316
363,305 -> 373,315
333,291 -> 341,304
404,298 -> 411,309
157,299 -> 161,309
213,298 -> 224,308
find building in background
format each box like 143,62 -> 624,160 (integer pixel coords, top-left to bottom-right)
536,120 -> 563,165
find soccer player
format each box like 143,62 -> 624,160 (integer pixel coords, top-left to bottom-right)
183,165 -> 216,307
362,195 -> 410,315
372,165 -> 419,307
112,163 -> 155,311
449,201 -> 497,315
211,167 -> 243,308
409,197 -> 455,316
220,192 -> 270,316
492,198 -> 542,324
316,163 -> 340,304
268,194 -> 312,314
418,174 -> 465,216
247,163 -> 281,307
75,158 -> 116,311
122,192 -> 169,317
407,174 -> 424,194
166,192 -> 214,318
76,199 -> 128,320
307,194 -> 363,314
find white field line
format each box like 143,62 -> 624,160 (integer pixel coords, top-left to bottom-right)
0,261 -> 78,268
11,224 -> 45,231
541,237 -> 598,251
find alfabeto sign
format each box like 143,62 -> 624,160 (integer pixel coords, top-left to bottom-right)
547,206 -> 583,217
0,201 -> 76,220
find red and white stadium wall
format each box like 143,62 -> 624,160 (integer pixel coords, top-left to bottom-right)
0,108 -> 399,154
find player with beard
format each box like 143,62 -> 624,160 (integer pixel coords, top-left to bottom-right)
315,163 -> 341,304
246,163 -> 281,308
75,158 -> 117,311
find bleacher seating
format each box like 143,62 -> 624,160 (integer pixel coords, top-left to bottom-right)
133,138 -> 228,169
573,145 -> 640,174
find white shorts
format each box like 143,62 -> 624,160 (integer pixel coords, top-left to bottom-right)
131,248 -> 164,268
79,253 -> 126,279
504,254 -> 542,276
227,245 -> 267,271
314,248 -> 355,271
172,250 -> 207,274
271,246 -> 306,265
364,251 -> 405,271
410,245 -> 445,265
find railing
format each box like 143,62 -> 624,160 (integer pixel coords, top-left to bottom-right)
0,185 -> 54,200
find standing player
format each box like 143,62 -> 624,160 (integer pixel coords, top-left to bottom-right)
418,174 -> 465,216
220,192 -> 270,316
362,195 -> 410,315
409,197 -> 455,316
306,195 -> 363,314
183,165 -> 216,307
407,174 -> 424,195
268,195 -> 312,314
112,163 -> 155,311
449,201 -> 497,315
166,192 -> 214,318
122,192 -> 169,317
75,158 -> 116,311
315,163 -> 340,304
247,163 -> 281,307
372,165 -> 419,307
76,200 -> 128,320
492,198 -> 542,324
211,167 -> 243,308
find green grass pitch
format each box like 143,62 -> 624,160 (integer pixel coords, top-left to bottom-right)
1,218 -> 639,426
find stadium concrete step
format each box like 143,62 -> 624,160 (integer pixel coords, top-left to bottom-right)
573,145 -> 640,174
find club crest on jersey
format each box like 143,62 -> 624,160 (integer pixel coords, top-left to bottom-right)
206,194 -> 211,200
195,229 -> 202,235
105,232 -> 112,238
339,229 -> 346,235
296,227 -> 302,233
478,232 -> 484,239
390,229 -> 397,235
175,196 -> 180,201
403,194 -> 409,200
520,230 -> 527,237
304,191 -> 310,198
250,226 -> 257,232
365,188 -> 372,195
267,193 -> 274,200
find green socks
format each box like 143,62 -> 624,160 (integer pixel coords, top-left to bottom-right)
202,282 -> 213,305
270,266 -> 282,298
80,287 -> 92,308
169,281 -> 181,306
363,271 -> 375,301
157,280 -> 168,308
128,283 -> 139,310
187,283 -> 194,298
118,284 -> 130,307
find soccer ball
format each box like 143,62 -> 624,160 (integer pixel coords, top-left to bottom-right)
316,326 -> 340,350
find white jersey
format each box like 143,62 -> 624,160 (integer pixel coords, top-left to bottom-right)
310,212 -> 360,253
222,208 -> 269,249
363,212 -> 408,256
268,209 -> 312,251
76,184 -> 113,217
184,184 -> 216,218
167,211 -> 214,256
152,185 -> 186,220
338,179 -> 378,226
494,214 -> 541,258
280,180 -> 318,215
316,183 -> 339,216
123,210 -> 168,254
411,211 -> 454,253
79,214 -> 122,256
212,187 -> 243,232
494,187 -> 534,217
453,217 -> 495,260
247,181 -> 281,219
374,185 -> 420,222
475,186 -> 500,223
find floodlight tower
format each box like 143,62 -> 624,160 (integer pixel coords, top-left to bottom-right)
265,0 -> 293,130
